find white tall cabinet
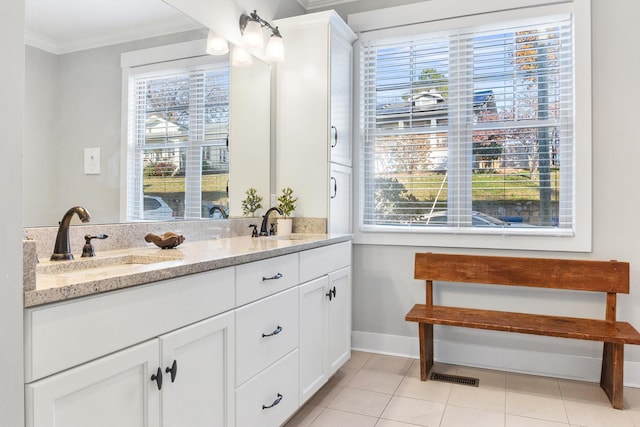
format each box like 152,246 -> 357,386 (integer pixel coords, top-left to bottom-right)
275,11 -> 357,233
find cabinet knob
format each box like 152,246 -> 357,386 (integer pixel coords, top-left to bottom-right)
151,367 -> 163,390
331,125 -> 338,148
326,286 -> 336,301
262,393 -> 283,410
165,359 -> 178,383
262,325 -> 283,338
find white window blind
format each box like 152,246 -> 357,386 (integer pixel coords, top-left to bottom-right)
361,13 -> 574,234
126,62 -> 229,221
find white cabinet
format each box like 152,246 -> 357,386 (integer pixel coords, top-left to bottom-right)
327,267 -> 352,375
26,340 -> 161,427
330,163 -> 353,234
235,350 -> 299,427
26,312 -> 235,427
235,287 -> 299,385
330,27 -> 354,167
275,11 -> 357,233
299,242 -> 352,404
160,312 -> 235,427
25,240 -> 352,427
299,276 -> 329,403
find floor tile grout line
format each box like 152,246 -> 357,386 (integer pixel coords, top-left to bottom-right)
289,352 -> 640,427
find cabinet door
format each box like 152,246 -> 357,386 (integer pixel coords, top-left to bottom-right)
327,267 -> 352,376
330,28 -> 353,167
160,311 -> 235,427
299,276 -> 329,404
26,340 -> 160,427
329,163 -> 352,234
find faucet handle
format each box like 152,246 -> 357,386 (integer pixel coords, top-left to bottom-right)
81,234 -> 109,258
248,224 -> 259,238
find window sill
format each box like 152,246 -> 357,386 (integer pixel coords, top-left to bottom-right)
354,225 -> 590,252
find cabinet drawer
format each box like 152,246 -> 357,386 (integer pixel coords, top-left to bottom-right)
299,241 -> 351,282
25,267 -> 235,383
235,287 -> 298,385
235,350 -> 299,427
236,253 -> 299,305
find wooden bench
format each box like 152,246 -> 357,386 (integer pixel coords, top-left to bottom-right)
405,252 -> 640,409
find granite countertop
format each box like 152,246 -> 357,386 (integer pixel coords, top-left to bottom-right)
25,234 -> 351,308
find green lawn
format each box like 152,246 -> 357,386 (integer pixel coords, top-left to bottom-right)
143,173 -> 228,193
395,170 -> 559,202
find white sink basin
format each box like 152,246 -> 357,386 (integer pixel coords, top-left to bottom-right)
37,253 -> 183,276
263,234 -> 325,241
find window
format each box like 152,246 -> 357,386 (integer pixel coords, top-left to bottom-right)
358,3 -> 589,250
125,59 -> 229,221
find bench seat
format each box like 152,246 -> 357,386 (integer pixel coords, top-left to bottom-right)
406,252 -> 640,409
406,304 -> 640,344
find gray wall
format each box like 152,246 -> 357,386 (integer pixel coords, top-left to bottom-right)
1,0 -> 25,425
351,0 -> 640,383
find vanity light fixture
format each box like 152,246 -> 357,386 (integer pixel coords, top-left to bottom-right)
206,30 -> 229,55
239,10 -> 285,63
231,45 -> 253,67
264,30 -> 285,62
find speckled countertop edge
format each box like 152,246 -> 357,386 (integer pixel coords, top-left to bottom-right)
25,234 -> 352,308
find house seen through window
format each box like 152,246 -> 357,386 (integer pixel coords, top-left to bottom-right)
126,62 -> 230,221
361,13 -> 574,234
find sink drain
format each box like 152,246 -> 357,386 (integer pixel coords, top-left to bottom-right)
430,372 -> 479,387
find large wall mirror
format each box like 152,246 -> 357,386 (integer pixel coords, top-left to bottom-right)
23,0 -> 271,226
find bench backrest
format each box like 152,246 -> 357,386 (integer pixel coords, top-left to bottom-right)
415,253 -> 630,294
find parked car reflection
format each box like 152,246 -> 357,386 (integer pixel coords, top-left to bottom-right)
415,210 -> 534,227
143,195 -> 175,220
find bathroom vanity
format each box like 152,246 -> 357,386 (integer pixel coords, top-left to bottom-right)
23,234 -> 351,427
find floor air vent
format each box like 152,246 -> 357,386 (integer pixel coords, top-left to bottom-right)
430,372 -> 479,387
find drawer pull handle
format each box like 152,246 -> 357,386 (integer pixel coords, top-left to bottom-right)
165,360 -> 178,383
331,125 -> 338,148
262,272 -> 283,281
262,325 -> 283,338
326,286 -> 337,301
262,393 -> 283,410
330,177 -> 337,199
151,367 -> 163,390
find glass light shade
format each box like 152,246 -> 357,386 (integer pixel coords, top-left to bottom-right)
231,45 -> 253,68
206,31 -> 229,55
265,34 -> 285,62
243,19 -> 264,50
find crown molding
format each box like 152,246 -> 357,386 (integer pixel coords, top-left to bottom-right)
295,0 -> 357,10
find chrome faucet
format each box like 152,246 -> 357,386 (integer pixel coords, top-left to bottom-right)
51,206 -> 91,261
260,207 -> 283,236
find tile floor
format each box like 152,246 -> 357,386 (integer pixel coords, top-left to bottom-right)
283,351 -> 640,427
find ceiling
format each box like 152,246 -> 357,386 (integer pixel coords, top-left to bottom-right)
296,0 -> 357,9
25,0 -> 358,55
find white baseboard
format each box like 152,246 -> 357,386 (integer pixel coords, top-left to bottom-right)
352,330 -> 640,386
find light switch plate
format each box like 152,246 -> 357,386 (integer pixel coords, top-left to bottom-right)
84,147 -> 101,175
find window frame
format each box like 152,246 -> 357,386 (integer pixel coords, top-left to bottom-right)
120,40 -> 229,221
350,0 -> 592,252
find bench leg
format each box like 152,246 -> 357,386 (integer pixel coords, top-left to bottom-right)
600,342 -> 624,409
418,323 -> 434,381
